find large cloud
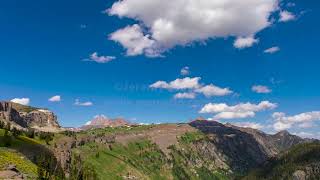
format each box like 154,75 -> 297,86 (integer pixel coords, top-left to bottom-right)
200,101 -> 277,120
109,25 -> 156,56
107,0 -> 285,56
273,111 -> 320,131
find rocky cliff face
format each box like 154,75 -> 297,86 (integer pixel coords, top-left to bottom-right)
0,102 -> 27,128
0,101 -> 60,131
19,109 -> 60,128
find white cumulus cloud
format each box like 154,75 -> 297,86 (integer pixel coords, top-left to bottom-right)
200,101 -> 277,120
109,24 -> 156,56
272,111 -> 320,131
195,84 -> 232,97
107,0 -> 284,56
150,77 -> 233,99
48,95 -> 61,102
264,46 -> 280,54
233,36 -> 259,49
150,77 -> 201,90
10,98 -> 30,106
252,85 -> 272,94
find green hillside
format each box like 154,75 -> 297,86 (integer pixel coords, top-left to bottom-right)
0,128 -> 64,179
70,140 -> 170,180
67,130 -> 229,180
0,147 -> 38,179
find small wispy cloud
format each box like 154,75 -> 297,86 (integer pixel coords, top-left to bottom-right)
230,122 -> 264,130
279,11 -> 296,22
49,95 -> 61,102
74,99 -> 93,106
174,92 -> 196,99
84,52 -> 116,63
264,46 -> 280,54
252,85 -> 272,94
180,66 -> 190,76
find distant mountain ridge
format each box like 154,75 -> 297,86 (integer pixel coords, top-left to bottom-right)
1,108 -> 319,179
0,101 -> 60,132
80,115 -> 131,130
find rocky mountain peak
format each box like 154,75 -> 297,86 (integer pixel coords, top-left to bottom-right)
275,130 -> 290,137
81,115 -> 131,130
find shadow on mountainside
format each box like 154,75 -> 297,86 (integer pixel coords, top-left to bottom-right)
189,120 -> 272,174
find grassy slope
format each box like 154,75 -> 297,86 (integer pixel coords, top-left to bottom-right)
0,128 -> 64,180
70,129 -> 230,180
242,142 -> 320,180
72,140 -> 171,180
0,129 -> 39,178
67,126 -> 171,179
9,102 -> 39,113
0,148 -> 38,178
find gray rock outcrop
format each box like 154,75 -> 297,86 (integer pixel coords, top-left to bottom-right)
0,101 -> 60,131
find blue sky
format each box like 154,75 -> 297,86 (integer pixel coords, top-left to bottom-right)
0,0 -> 319,138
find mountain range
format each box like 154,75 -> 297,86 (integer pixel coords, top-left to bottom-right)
0,102 -> 319,179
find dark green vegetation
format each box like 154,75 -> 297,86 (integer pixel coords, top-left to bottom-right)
0,127 -> 64,179
64,129 -> 230,180
242,142 -> 320,180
